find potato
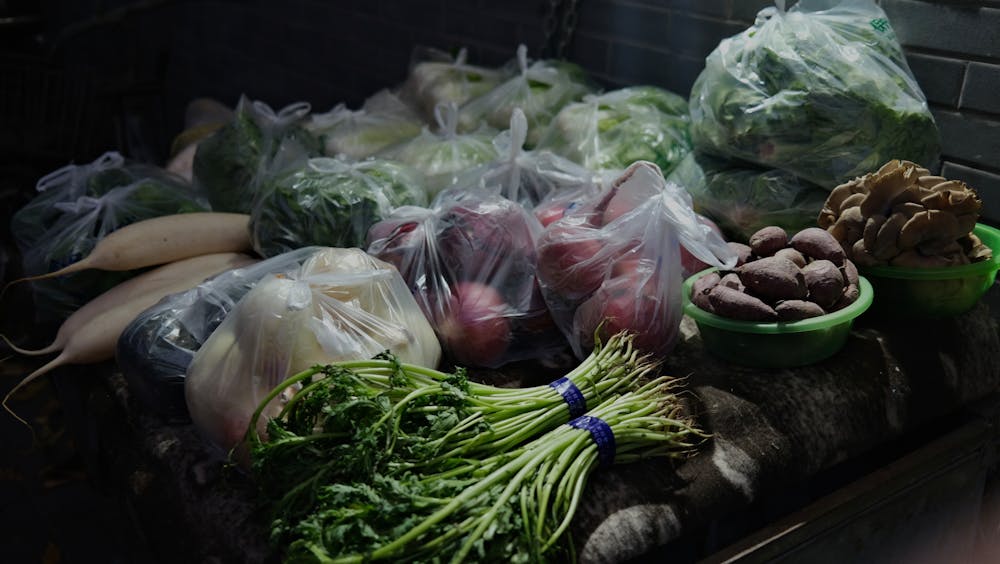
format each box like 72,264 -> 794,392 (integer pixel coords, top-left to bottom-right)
775,300 -> 826,321
774,248 -> 807,268
708,285 -> 778,322
790,227 -> 846,265
748,226 -> 788,257
802,259 -> 844,310
736,256 -> 807,302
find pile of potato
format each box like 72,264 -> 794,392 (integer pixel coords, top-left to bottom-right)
818,159 -> 992,267
690,226 -> 860,322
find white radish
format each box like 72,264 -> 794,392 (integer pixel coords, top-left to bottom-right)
3,252 -> 258,427
4,212 -> 253,289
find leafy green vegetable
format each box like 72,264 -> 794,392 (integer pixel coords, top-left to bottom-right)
688,0 -> 940,188
192,96 -> 318,213
307,90 -> 424,159
401,47 -> 510,121
11,152 -> 210,320
249,156 -> 428,257
248,338 -> 703,562
667,152 -> 829,242
538,86 -> 693,174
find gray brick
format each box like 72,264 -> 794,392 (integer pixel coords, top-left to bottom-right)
905,52 -> 967,107
575,1 -> 670,46
608,42 -> 704,95
667,13 -> 744,59
940,161 -> 1000,224
631,0 -> 730,19
961,62 -> 1000,114
475,0 -> 546,23
445,8 -> 521,46
932,109 -> 1000,169
882,0 -> 1000,58
567,32 -> 610,76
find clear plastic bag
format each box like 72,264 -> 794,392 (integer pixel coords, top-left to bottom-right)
537,85 -> 693,175
688,0 -> 940,188
192,95 -> 317,213
367,190 -> 566,368
667,151 -> 829,242
379,102 -> 498,197
458,44 -> 594,148
116,247 -> 321,420
447,108 -> 601,208
307,89 -> 423,159
249,154 -> 428,258
11,151 -> 210,320
536,161 -> 736,359
184,248 -> 441,452
399,46 -> 509,121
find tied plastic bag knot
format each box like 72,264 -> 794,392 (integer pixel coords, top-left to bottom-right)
36,151 -> 125,193
53,195 -> 103,215
433,102 -> 461,138
251,99 -> 312,127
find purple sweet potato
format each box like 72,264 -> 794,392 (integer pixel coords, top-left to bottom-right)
748,226 -> 788,257
708,285 -> 778,322
775,300 -> 826,321
802,259 -> 844,310
736,256 -> 807,302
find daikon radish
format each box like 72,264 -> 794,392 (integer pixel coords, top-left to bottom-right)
4,212 -> 253,289
3,252 -> 258,427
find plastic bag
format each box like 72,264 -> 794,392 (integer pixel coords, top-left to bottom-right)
688,0 -> 940,188
536,161 -> 736,359
399,46 -> 509,121
667,152 -> 829,242
379,102 -> 498,197
367,190 -> 565,368
117,247 -> 321,420
184,247 -> 441,452
249,154 -> 428,258
306,89 -> 423,159
458,44 -> 594,148
11,151 -> 210,320
447,108 -> 601,209
192,95 -> 317,213
537,86 -> 693,175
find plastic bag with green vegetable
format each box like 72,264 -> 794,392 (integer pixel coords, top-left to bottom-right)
667,152 -> 829,242
458,44 -> 594,148
537,85 -> 693,175
447,108 -> 600,209
184,247 -> 442,452
192,95 -> 317,213
12,151 -> 210,320
307,89 -> 423,159
379,102 -> 498,197
249,154 -> 427,257
688,0 -> 940,188
399,46 -> 509,121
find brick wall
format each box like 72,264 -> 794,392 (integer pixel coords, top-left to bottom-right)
38,0 -> 1000,223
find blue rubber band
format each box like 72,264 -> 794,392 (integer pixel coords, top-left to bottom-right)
549,377 -> 586,419
568,415 -> 616,467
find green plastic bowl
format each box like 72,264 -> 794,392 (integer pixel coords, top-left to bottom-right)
682,271 -> 874,368
859,223 -> 1000,319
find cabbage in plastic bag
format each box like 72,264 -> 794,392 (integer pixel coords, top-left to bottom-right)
307,89 -> 423,159
367,190 -> 566,368
11,151 -> 210,320
379,102 -> 498,197
447,108 -> 601,209
117,247 -> 322,420
184,248 -> 441,452
688,0 -> 940,188
667,152 -> 829,242
458,44 -> 594,148
536,161 -> 736,359
538,86 -> 692,174
250,155 -> 428,257
400,46 -> 509,121
192,96 -> 317,213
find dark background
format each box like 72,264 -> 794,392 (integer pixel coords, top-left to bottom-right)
1,0 -> 999,562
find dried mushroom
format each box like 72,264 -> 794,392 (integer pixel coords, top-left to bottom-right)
819,160 -> 990,267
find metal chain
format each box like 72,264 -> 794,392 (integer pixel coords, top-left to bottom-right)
556,0 -> 580,59
541,0 -> 564,59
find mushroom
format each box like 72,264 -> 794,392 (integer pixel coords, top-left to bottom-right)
898,209 -> 962,250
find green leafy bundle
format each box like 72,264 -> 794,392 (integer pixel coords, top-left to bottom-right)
688,0 -> 940,188
248,333 -> 702,562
